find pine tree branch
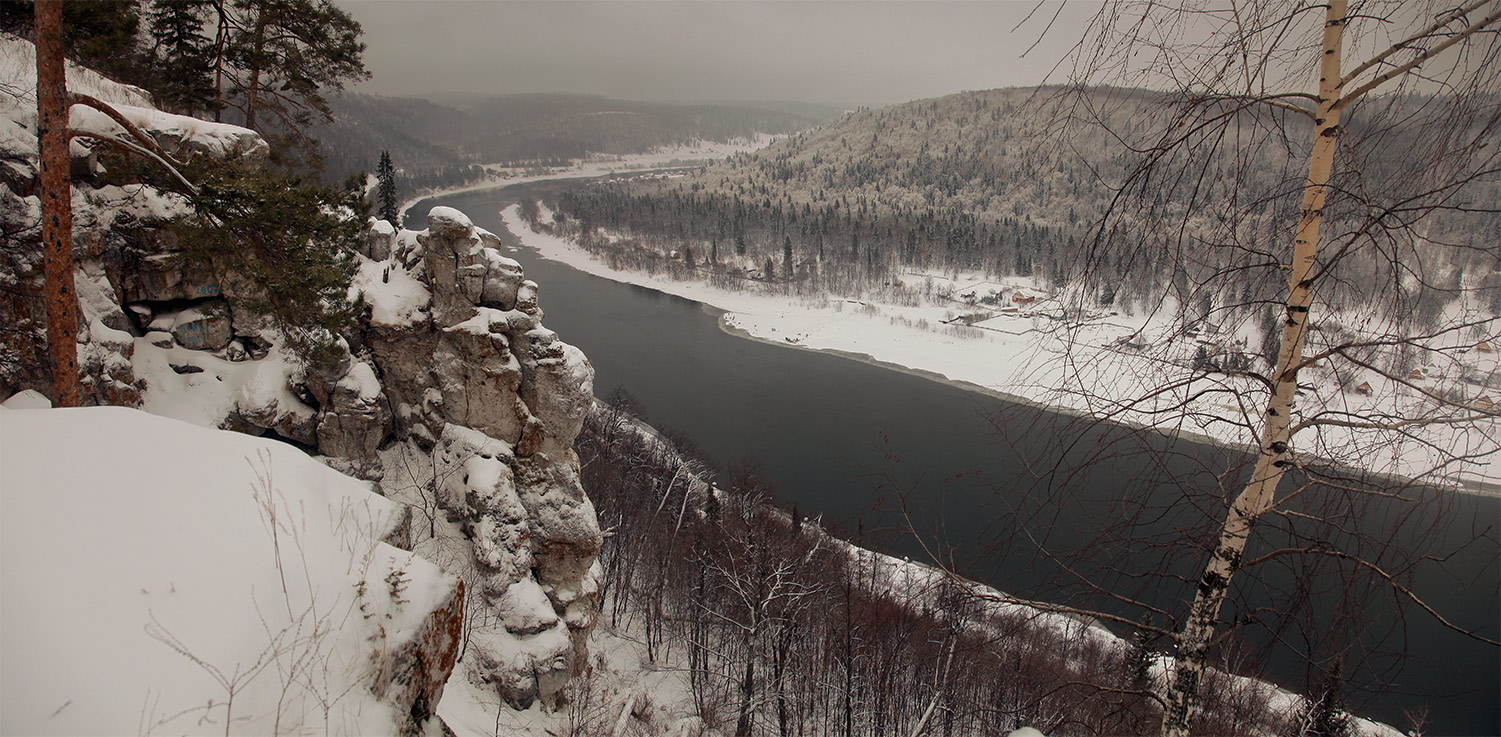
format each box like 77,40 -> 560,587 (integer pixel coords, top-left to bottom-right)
68,131 -> 198,195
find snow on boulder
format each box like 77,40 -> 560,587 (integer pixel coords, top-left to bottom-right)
0,117 -> 37,193
419,207 -> 483,325
0,37 -> 265,164
425,206 -> 474,239
432,323 -> 528,443
234,357 -> 319,444
497,578 -> 559,636
316,359 -> 393,473
73,103 -> 268,163
0,36 -> 153,116
367,217 -> 396,260
171,305 -> 234,351
517,330 -> 594,457
0,407 -> 462,736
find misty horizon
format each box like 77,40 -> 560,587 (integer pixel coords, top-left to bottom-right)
338,0 -> 1099,108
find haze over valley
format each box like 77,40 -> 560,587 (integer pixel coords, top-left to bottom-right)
0,2 -> 1496,736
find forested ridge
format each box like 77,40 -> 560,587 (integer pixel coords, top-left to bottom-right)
553,86 -> 1500,329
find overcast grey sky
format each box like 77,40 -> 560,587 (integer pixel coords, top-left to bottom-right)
338,1 -> 1102,106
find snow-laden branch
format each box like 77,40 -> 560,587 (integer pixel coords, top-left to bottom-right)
67,131 -> 197,194
67,93 -> 198,195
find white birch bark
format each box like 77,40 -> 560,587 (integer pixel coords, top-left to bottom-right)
1158,1 -> 1348,733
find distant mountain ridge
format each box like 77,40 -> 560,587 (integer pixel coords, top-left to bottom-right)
552,85 -> 1499,323
316,92 -> 841,190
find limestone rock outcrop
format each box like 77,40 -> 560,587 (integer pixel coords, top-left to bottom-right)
0,33 -> 602,720
368,209 -> 602,710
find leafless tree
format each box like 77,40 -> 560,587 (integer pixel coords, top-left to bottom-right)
1008,2 -> 1501,734
576,399 -> 1293,735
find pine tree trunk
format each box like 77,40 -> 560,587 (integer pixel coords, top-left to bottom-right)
211,0 -> 227,122
1159,3 -> 1347,734
35,0 -> 80,408
246,66 -> 260,130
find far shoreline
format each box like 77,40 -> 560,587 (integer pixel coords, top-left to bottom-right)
409,167 -> 1501,501
711,303 -> 1501,501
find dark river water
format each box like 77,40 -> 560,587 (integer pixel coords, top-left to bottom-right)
412,182 -> 1499,735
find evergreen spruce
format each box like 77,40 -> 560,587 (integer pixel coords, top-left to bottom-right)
1299,663 -> 1350,737
1128,614 -> 1155,688
145,0 -> 214,114
1192,344 -> 1211,371
376,150 -> 398,226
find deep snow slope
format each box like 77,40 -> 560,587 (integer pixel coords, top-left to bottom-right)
0,404 -> 460,736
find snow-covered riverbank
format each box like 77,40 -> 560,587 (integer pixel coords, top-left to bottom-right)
434,401 -> 1403,737
499,206 -> 1498,494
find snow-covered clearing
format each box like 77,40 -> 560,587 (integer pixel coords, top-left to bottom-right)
502,208 -> 1498,493
0,404 -> 456,736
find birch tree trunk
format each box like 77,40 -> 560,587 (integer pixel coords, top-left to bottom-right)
1158,2 -> 1348,733
34,0 -> 80,408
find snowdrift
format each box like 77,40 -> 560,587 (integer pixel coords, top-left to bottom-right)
0,405 -> 461,736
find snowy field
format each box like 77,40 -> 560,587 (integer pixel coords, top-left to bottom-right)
500,207 -> 1498,494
